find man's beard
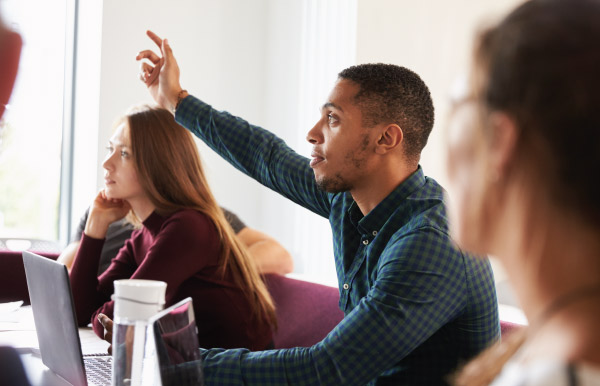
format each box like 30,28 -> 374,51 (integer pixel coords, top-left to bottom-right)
315,173 -> 352,193
315,134 -> 370,193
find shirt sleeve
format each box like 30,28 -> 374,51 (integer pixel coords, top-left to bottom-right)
97,219 -> 135,275
220,207 -> 246,234
72,208 -> 89,242
176,95 -> 331,219
197,227 -> 469,385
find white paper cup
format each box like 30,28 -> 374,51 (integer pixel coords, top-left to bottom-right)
113,279 -> 167,321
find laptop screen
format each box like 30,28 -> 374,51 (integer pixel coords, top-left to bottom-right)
22,251 -> 91,386
147,298 -> 203,386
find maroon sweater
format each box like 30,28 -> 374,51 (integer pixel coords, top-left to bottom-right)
70,209 -> 273,351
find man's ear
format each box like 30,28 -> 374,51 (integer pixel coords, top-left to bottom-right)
375,124 -> 403,155
488,112 -> 518,178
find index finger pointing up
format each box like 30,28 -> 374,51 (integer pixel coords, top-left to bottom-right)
146,30 -> 163,50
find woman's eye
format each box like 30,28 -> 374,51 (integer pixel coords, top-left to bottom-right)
106,146 -> 113,153
120,150 -> 129,157
327,113 -> 338,125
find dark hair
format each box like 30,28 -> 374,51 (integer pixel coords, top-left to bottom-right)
338,63 -> 434,161
475,0 -> 600,228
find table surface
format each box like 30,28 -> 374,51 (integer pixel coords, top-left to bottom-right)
0,305 -> 110,385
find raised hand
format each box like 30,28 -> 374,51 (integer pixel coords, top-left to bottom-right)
136,30 -> 184,113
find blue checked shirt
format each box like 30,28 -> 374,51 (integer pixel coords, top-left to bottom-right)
176,95 -> 500,385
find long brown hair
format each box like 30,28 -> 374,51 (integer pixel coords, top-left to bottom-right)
120,105 -> 276,328
454,0 -> 600,384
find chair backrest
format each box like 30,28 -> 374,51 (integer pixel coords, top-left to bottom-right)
0,251 -> 59,303
263,274 -> 344,348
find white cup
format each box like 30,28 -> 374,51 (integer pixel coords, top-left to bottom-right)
113,279 -> 167,321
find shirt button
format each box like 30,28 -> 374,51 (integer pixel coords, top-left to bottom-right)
343,283 -> 349,290
363,239 -> 369,245
372,230 -> 378,236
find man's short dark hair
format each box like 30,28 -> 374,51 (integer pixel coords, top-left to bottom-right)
338,63 -> 435,161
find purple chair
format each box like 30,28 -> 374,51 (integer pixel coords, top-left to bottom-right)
263,274 -> 344,349
500,320 -> 524,339
0,250 -> 59,304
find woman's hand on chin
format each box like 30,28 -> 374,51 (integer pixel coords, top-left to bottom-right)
84,190 -> 132,239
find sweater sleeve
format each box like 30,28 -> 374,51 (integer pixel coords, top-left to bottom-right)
69,233 -> 135,332
88,211 -> 219,336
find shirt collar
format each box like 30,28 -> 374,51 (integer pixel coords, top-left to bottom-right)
348,166 -> 426,234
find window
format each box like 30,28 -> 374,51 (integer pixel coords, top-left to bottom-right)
0,0 -> 73,243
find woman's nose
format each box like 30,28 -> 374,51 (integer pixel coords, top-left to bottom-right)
102,152 -> 115,171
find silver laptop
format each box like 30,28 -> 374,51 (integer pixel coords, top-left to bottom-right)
22,251 -> 112,386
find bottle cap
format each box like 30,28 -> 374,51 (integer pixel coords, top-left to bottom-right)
113,279 -> 167,321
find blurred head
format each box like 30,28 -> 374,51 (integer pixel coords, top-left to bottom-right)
0,15 -> 22,119
115,105 -> 276,326
307,64 -> 434,192
446,0 -> 600,254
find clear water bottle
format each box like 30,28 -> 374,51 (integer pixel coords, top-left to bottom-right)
112,279 -> 166,386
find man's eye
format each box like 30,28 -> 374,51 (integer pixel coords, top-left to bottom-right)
327,113 -> 338,124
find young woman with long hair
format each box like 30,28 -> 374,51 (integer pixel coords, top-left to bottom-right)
446,0 -> 600,384
70,105 -> 276,351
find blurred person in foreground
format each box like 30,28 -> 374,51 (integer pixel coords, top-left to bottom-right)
447,0 -> 600,385
0,13 -> 22,120
0,11 -> 29,386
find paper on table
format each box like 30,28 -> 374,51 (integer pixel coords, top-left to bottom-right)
0,300 -> 23,314
0,300 -> 24,322
0,305 -> 36,331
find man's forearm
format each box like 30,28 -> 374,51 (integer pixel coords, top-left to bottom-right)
175,94 -> 331,218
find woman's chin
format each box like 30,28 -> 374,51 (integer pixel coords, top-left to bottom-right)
103,188 -> 120,201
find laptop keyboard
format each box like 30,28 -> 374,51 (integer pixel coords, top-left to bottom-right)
84,355 -> 112,386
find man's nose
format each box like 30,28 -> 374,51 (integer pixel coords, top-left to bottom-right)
306,120 -> 324,145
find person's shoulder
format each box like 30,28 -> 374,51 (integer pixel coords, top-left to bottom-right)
401,176 -> 450,234
165,208 -> 211,225
161,209 -> 216,235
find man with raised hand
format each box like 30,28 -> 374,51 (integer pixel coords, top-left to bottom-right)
130,30 -> 499,385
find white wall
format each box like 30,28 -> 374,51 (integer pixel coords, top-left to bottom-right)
74,0 -> 330,270
355,0 -> 523,188
73,0 -> 275,235
99,0 -> 271,224
73,0 -> 524,282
